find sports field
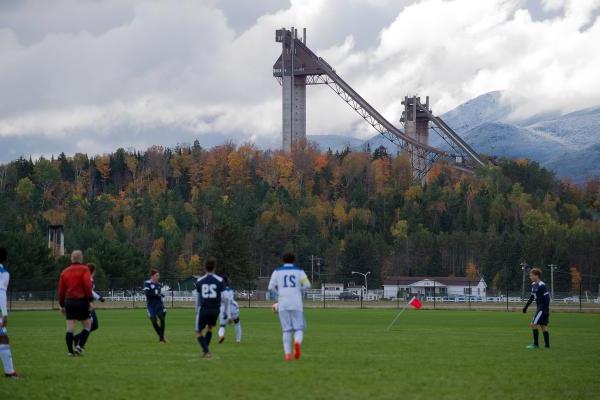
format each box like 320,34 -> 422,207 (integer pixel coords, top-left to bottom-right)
2,309 -> 599,400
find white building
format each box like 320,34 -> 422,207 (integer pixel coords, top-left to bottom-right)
383,276 -> 487,300
321,283 -> 344,297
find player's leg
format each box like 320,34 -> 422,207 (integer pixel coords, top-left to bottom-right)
234,317 -> 242,343
196,309 -> 211,356
528,310 -> 542,348
279,310 -> 293,360
76,317 -> 92,353
158,308 -> 167,342
65,319 -> 76,356
148,307 -> 162,339
292,311 -> 305,360
90,310 -> 99,332
0,328 -> 17,377
218,312 -> 227,343
540,315 -> 550,348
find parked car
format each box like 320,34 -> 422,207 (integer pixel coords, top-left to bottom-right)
339,292 -> 360,301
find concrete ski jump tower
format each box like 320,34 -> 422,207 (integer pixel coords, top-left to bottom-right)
274,27 -> 322,152
273,27 -> 486,179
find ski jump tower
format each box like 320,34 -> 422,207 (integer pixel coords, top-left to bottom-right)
273,27 -> 486,179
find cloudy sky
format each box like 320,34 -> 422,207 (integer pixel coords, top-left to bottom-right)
1,0 -> 599,160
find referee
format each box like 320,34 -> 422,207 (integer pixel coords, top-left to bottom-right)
58,250 -> 93,356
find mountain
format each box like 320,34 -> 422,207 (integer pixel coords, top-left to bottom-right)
311,91 -> 599,182
307,134 -> 364,152
544,143 -> 600,181
526,106 -> 600,149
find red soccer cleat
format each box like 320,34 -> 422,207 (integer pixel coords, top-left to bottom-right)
5,372 -> 19,379
294,342 -> 301,360
284,353 -> 293,361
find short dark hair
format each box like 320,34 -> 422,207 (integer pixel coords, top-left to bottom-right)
150,269 -> 159,277
282,252 -> 295,263
531,268 -> 542,278
205,258 -> 216,272
0,247 -> 6,263
87,263 -> 96,273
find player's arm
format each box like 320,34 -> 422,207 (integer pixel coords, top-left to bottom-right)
0,272 -> 8,317
92,289 -> 104,302
267,271 -> 278,292
523,293 -> 534,313
541,286 -> 550,314
300,271 -> 311,291
58,272 -> 66,309
83,269 -> 94,301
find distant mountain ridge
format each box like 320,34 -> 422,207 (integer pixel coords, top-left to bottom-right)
308,91 -> 600,182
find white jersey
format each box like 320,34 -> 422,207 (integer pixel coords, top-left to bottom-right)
0,264 -> 9,317
220,287 -> 240,319
268,264 -> 311,311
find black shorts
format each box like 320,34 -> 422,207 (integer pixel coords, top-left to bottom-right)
532,309 -> 549,326
65,299 -> 90,321
195,308 -> 219,332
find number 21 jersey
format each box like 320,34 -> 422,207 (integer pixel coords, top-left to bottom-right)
268,264 -> 311,311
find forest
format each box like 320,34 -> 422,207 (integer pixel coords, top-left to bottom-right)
0,140 -> 598,294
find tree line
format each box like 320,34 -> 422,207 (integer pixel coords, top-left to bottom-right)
0,140 -> 598,294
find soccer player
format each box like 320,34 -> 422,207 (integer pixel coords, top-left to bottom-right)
268,252 -> 311,361
0,247 -> 18,378
58,250 -> 94,356
217,276 -> 242,344
195,258 -> 225,358
523,267 -> 551,349
73,263 -> 104,349
144,269 -> 167,343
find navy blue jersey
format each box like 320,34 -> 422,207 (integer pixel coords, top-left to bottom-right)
144,280 -> 164,306
195,273 -> 226,310
531,281 -> 550,312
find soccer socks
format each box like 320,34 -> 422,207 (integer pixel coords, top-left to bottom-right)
293,330 -> 303,344
543,331 -> 550,348
235,323 -> 242,343
218,326 -> 225,339
206,331 -> 212,346
532,329 -> 539,346
150,317 -> 161,338
197,336 -> 209,354
282,331 -> 292,355
78,328 -> 91,349
158,315 -> 166,340
0,345 -> 14,374
66,332 -> 75,354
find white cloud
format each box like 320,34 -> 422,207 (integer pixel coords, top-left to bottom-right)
0,0 -> 599,158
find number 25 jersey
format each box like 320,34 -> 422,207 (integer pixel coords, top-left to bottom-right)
268,264 -> 311,311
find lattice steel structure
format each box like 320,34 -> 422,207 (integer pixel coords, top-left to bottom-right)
273,27 -> 486,180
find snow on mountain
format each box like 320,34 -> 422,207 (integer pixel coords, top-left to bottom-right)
305,91 -> 599,182
525,106 -> 600,149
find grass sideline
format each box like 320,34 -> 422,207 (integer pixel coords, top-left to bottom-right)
1,309 -> 599,400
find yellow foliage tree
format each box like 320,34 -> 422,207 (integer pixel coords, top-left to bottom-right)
465,261 -> 479,280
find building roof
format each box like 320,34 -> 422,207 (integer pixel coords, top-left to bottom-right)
383,276 -> 484,287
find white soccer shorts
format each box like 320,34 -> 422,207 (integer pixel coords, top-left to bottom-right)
278,310 -> 305,332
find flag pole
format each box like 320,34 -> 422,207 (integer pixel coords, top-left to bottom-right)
386,301 -> 410,331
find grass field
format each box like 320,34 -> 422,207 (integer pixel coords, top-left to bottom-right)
1,308 -> 599,400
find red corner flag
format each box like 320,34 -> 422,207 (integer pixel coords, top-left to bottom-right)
408,296 -> 422,309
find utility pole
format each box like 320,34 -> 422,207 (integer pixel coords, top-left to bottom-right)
548,264 -> 556,301
520,262 -> 529,300
310,255 -> 322,284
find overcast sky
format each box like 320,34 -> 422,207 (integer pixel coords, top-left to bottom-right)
1,0 -> 599,160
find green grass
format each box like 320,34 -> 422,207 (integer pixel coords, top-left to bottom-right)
1,308 -> 599,400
